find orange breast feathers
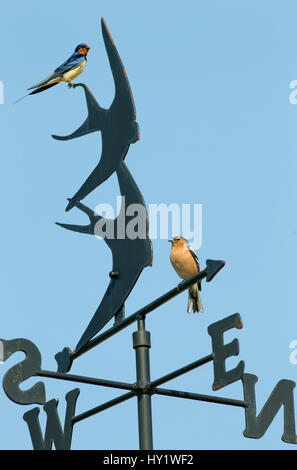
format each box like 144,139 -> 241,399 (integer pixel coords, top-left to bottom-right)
170,244 -> 199,280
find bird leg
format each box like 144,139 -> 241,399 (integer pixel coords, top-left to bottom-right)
68,82 -> 74,88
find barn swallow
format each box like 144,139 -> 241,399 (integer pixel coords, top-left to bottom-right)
169,236 -> 204,313
15,44 -> 90,103
52,18 -> 139,212
55,161 -> 153,358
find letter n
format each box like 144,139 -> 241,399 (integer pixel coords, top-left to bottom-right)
23,388 -> 80,450
242,373 -> 297,444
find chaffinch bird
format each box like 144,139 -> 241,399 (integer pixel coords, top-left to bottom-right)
169,236 -> 204,313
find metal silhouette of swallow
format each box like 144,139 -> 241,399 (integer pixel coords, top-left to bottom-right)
52,18 -> 139,212
56,161 -> 153,356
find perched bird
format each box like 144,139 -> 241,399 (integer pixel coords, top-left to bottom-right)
15,43 -> 90,103
169,236 -> 204,313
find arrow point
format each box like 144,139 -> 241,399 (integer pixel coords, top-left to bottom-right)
206,259 -> 225,282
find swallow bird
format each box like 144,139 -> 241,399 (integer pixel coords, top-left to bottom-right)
15,43 -> 90,103
169,236 -> 204,313
52,18 -> 139,212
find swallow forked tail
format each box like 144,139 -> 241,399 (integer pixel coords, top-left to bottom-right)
14,82 -> 59,104
187,284 -> 204,313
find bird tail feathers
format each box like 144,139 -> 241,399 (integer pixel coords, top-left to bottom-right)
14,82 -> 59,104
187,284 -> 204,313
28,82 -> 59,95
27,72 -> 61,90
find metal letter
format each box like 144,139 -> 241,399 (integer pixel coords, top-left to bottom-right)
242,373 -> 297,444
207,313 -> 244,390
23,388 -> 80,450
0,338 -> 45,405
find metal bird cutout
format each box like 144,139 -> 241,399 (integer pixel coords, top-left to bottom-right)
56,161 -> 153,354
52,18 -> 139,212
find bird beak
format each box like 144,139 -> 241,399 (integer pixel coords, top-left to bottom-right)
168,239 -> 173,243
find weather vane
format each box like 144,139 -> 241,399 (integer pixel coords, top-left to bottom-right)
2,18 -> 297,450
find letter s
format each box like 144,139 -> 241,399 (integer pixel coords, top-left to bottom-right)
0,338 -> 46,405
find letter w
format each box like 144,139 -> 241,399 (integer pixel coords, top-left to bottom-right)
23,388 -> 80,450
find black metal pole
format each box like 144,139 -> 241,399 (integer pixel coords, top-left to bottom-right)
133,315 -> 153,450
154,387 -> 247,408
36,369 -> 134,390
150,353 -> 214,388
72,390 -> 136,425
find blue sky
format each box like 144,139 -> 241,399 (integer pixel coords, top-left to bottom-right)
0,0 -> 297,450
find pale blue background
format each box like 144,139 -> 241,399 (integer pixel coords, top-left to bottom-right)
0,0 -> 297,450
